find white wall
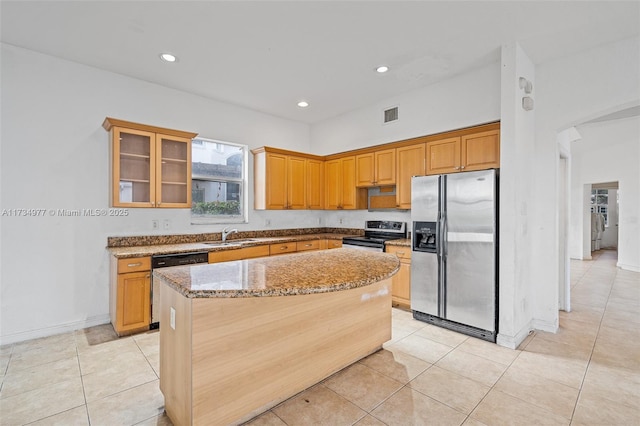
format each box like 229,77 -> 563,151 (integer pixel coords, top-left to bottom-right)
531,36 -> 640,328
0,44 -> 313,343
310,63 -> 501,155
601,189 -> 619,249
497,43 -> 536,347
570,117 -> 640,271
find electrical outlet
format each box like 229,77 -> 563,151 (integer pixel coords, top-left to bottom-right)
152,219 -> 159,230
163,219 -> 170,230
265,219 -> 271,226
170,307 -> 176,330
316,217 -> 321,225
339,218 -> 343,224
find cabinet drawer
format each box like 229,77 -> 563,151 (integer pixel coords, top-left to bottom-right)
326,239 -> 343,249
209,246 -> 270,263
269,242 -> 297,255
296,240 -> 319,251
386,246 -> 411,261
117,256 -> 151,273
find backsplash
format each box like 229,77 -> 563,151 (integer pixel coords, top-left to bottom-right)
107,227 -> 364,248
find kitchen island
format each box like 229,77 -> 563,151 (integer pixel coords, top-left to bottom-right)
154,248 -> 399,426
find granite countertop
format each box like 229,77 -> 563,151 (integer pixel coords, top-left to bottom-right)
154,248 -> 400,298
385,238 -> 411,247
109,233 -> 355,258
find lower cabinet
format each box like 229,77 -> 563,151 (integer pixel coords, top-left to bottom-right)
385,245 -> 411,309
111,256 -> 151,336
208,245 -> 270,263
321,239 -> 343,249
269,242 -> 297,255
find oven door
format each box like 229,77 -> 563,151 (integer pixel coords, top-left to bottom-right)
342,238 -> 384,252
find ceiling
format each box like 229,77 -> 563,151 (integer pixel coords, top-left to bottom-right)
1,1 -> 638,124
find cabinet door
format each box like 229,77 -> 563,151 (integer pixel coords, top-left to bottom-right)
156,134 -> 192,208
355,153 -> 375,187
113,127 -> 156,207
396,143 -> 425,209
426,137 -> 461,175
306,159 -> 324,209
265,153 -> 288,209
340,156 -> 357,209
287,156 -> 307,209
375,149 -> 396,186
462,130 -> 500,171
391,261 -> 411,308
325,159 -> 341,210
116,271 -> 150,333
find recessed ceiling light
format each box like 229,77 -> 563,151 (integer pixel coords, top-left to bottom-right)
297,101 -> 309,108
376,65 -> 389,73
160,53 -> 178,63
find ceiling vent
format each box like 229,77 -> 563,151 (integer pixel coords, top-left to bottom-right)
383,106 -> 398,124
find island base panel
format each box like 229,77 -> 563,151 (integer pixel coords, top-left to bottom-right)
160,278 -> 392,425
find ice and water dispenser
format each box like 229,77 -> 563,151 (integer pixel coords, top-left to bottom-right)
413,221 -> 438,253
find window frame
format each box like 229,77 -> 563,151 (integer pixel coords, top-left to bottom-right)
190,137 -> 249,225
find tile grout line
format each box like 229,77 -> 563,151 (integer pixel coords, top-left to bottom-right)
567,252 -> 618,425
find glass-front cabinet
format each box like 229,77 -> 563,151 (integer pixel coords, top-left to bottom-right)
103,118 -> 197,208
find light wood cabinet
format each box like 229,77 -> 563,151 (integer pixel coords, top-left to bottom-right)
103,118 -> 197,208
426,130 -> 499,175
306,159 -> 325,209
296,240 -> 320,252
356,149 -> 396,187
320,239 -> 343,249
396,143 -> 426,209
461,130 -> 500,172
385,245 -> 411,309
326,156 -> 361,210
253,148 -> 324,210
110,256 -> 151,335
208,245 -> 270,263
269,242 -> 297,255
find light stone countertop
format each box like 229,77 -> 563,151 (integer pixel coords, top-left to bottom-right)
385,238 -> 411,247
153,248 -> 400,298
109,233 -> 353,258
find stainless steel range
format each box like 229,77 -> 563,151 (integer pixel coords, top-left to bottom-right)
342,221 -> 407,252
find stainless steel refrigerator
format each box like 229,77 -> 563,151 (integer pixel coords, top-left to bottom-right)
411,170 -> 498,342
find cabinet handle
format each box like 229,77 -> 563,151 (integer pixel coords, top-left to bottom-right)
146,274 -> 150,278
281,246 -> 288,250
305,244 -> 312,247
127,262 -> 142,267
460,166 -> 465,169
454,166 -> 460,170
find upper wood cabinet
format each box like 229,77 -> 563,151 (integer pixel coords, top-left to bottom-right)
356,149 -> 396,187
306,158 -> 325,210
325,156 -> 359,210
461,130 -> 500,172
103,118 -> 197,208
396,143 -> 426,209
426,129 -> 499,175
252,147 -> 324,210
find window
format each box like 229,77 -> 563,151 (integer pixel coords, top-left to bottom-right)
590,189 -> 609,226
191,138 -> 248,224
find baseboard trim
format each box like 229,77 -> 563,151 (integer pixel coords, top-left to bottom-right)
531,317 -> 558,333
0,314 -> 111,346
617,262 -> 640,272
497,321 -> 533,349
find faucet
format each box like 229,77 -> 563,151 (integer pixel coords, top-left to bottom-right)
222,226 -> 238,242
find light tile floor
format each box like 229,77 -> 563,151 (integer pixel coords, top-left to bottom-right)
1,250 -> 638,425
